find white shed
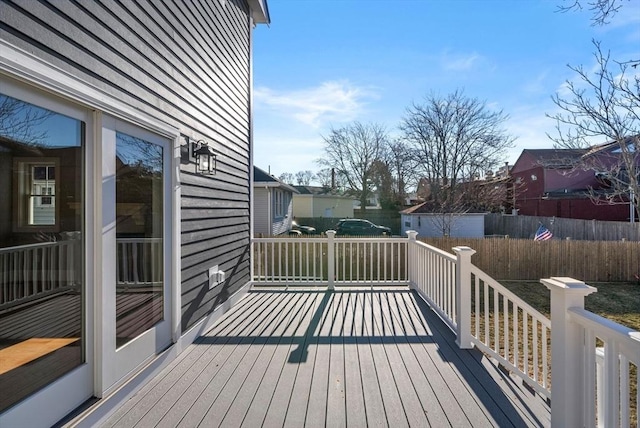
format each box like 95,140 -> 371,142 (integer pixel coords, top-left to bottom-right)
400,203 -> 486,238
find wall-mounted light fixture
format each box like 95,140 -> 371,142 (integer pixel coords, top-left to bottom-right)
190,139 -> 217,175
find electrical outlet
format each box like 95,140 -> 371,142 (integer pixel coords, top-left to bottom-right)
208,265 -> 226,290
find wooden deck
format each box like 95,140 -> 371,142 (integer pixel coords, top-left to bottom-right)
101,288 -> 550,427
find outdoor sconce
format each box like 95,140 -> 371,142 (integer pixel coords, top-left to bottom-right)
191,139 -> 217,175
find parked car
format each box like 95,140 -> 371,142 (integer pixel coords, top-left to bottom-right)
290,221 -> 317,235
334,218 -> 391,236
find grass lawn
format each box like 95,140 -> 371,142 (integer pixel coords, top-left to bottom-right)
500,280 -> 640,331
501,280 -> 639,426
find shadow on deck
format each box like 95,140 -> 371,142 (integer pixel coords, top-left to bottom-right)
102,288 -> 551,427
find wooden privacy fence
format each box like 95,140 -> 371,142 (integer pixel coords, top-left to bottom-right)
420,237 -> 640,282
486,213 -> 640,241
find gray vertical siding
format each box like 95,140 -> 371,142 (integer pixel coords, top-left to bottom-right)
1,0 -> 255,332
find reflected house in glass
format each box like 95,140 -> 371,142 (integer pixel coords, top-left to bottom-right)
0,1 -> 270,426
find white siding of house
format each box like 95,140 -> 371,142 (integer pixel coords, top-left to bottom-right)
401,213 -> 486,238
271,190 -> 293,235
292,195 -> 313,218
293,194 -> 354,218
254,187 -> 270,235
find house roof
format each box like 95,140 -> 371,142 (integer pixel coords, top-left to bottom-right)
253,166 -> 298,193
512,135 -> 640,174
247,0 -> 270,24
511,148 -> 587,173
400,201 -> 488,215
292,185 -> 352,198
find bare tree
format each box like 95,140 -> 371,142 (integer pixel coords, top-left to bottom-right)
0,95 -> 53,146
295,170 -> 315,186
384,139 -> 419,207
369,158 -> 395,209
400,89 -> 514,211
558,0 -> 639,67
548,41 -> 639,216
557,0 -> 631,26
317,122 -> 388,209
278,172 -> 294,185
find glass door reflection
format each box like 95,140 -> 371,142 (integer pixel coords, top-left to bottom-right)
115,132 -> 163,348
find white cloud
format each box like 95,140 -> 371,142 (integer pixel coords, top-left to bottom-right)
441,52 -> 483,71
253,134 -> 325,178
506,106 -> 558,163
522,71 -> 551,95
254,80 -> 378,128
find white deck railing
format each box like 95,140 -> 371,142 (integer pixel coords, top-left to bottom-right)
252,230 -> 639,426
469,265 -> 551,398
0,239 -> 81,309
252,231 -> 407,287
1,238 -> 162,309
116,238 -> 163,287
542,277 -> 639,428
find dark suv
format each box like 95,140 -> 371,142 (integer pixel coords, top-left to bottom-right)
334,219 -> 391,236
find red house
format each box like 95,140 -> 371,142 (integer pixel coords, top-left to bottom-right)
509,141 -> 636,221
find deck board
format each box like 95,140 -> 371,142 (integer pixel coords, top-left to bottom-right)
100,288 -> 551,428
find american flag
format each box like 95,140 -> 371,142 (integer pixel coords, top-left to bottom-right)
534,223 -> 553,241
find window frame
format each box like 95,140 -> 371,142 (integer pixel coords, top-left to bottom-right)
12,157 -> 61,232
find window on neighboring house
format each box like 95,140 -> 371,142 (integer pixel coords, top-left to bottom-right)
274,190 -> 287,218
14,159 -> 60,230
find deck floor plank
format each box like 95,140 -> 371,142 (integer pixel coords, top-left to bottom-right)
361,291 -> 409,428
342,292 -> 368,428
261,291 -> 323,428
376,291 -> 454,427
170,292 -> 303,428
238,292 -> 319,427
302,291 -> 335,428
376,293 -> 452,426
326,292 -> 347,428
96,288 -> 550,428
106,292 -> 281,428
371,291 -> 453,428
218,293 -> 306,428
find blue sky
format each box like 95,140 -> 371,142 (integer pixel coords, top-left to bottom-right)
252,0 -> 640,183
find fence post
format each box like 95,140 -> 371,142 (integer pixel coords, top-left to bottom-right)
541,277 -> 597,428
453,246 -> 476,349
326,230 -> 336,290
406,230 -> 418,289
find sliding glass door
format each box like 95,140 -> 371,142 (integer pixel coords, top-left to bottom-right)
100,116 -> 172,392
0,80 -> 92,417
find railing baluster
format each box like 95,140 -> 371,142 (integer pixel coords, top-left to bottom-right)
542,326 -> 548,389
513,304 -> 519,372
494,287 -> 499,352
533,319 -> 539,382
503,297 -> 509,361
484,280 -> 489,346
603,340 -> 620,428
584,329 -> 596,427
523,312 -> 529,377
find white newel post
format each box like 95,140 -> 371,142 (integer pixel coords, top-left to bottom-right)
453,246 -> 476,349
326,230 -> 336,290
406,230 -> 418,290
541,277 -> 597,428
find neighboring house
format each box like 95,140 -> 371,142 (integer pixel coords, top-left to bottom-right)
400,202 -> 486,237
510,143 -> 633,221
253,166 -> 298,235
292,185 -> 355,218
0,1 -> 269,426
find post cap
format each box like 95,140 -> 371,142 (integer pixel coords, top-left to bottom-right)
540,277 -> 597,295
452,246 -> 476,256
